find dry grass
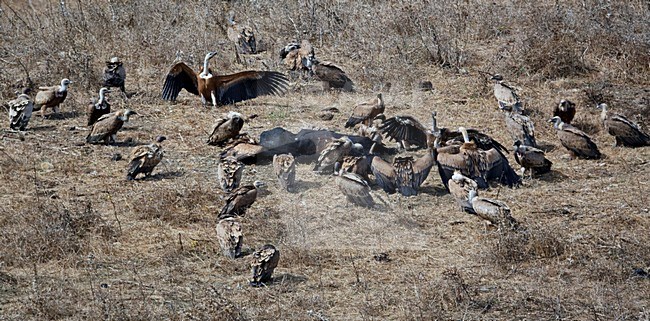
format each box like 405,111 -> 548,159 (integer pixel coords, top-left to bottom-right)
1,0 -> 649,320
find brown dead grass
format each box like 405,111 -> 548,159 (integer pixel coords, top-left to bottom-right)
1,0 -> 649,320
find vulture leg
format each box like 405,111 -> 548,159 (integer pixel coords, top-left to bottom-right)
211,92 -> 218,107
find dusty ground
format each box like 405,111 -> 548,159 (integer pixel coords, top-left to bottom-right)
1,67 -> 648,320
1,1 -> 649,319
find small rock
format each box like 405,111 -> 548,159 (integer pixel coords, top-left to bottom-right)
111,153 -> 122,161
373,252 -> 391,262
418,81 -> 433,91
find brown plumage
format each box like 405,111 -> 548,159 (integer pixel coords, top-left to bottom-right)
34,78 -> 71,117
215,217 -> 243,259
345,93 -> 385,128
513,141 -> 552,178
336,172 -> 375,208
273,154 -> 296,192
219,181 -> 265,218
87,87 -> 111,126
307,58 -> 354,91
250,244 -> 280,286
548,116 -> 601,159
491,74 -> 521,110
313,137 -> 359,174
219,135 -> 265,163
468,190 -> 518,229
217,156 -> 245,192
7,89 -> 34,131
501,104 -> 536,147
554,99 -> 576,124
126,136 -> 166,180
161,52 -> 288,106
86,109 -> 137,145
370,148 -> 436,196
336,156 -> 370,181
227,13 -> 256,54
103,57 -> 126,93
597,103 -> 649,147
279,40 -> 314,74
435,128 -> 520,189
207,112 -> 245,146
379,115 -> 430,149
448,171 -> 478,214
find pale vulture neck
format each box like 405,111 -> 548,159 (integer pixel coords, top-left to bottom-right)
200,54 -> 212,78
460,128 -> 470,143
59,83 -> 68,92
600,105 -> 608,120
98,90 -> 106,104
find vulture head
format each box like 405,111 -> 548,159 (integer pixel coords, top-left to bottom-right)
118,109 -> 137,121
490,74 -> 504,82
596,103 -> 608,111
155,136 -> 167,143
60,78 -> 72,88
548,116 -> 563,128
253,180 -> 267,189
558,99 -> 574,111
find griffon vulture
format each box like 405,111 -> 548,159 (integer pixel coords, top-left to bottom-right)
126,136 -> 166,180
207,111 -> 245,146
215,217 -> 243,259
370,148 -> 436,196
513,140 -> 552,178
468,190 -> 519,229
87,87 -> 111,126
335,172 -> 376,208
448,171 -> 478,214
86,109 -> 137,145
273,153 -> 296,192
490,74 -> 521,110
597,103 -> 649,147
219,181 -> 265,218
501,104 -> 537,148
548,116 -> 601,159
250,244 -> 280,286
7,88 -> 33,131
345,93 -> 385,129
218,156 -> 245,192
162,52 -> 288,106
35,78 -> 71,117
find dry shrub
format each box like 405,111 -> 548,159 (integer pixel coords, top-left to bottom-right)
402,268 -> 494,320
489,224 -> 566,265
0,199 -> 115,267
130,181 -> 216,225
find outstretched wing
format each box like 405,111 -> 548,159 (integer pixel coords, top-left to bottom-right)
379,116 -> 428,148
215,71 -> 288,105
370,156 -> 397,194
161,62 -> 199,101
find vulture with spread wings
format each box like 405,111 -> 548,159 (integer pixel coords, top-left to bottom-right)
162,52 -> 288,106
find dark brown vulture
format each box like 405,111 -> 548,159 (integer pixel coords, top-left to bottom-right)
126,136 -> 166,180
7,88 -> 33,131
35,78 -> 71,117
548,116 -> 601,159
370,148 -> 436,196
87,87 -> 111,126
86,109 -> 137,145
513,141 -> 552,178
219,181 -> 265,218
217,156 -> 245,192
554,99 -> 576,124
597,103 -> 649,147
435,127 -> 520,190
345,93 -> 385,128
468,190 -> 519,229
501,104 -> 537,148
335,172 -> 376,208
448,171 -> 478,214
103,57 -> 126,94
490,74 -> 521,110
207,112 -> 245,146
273,153 -> 296,192
161,52 -> 288,106
306,57 -> 354,91
215,217 -> 243,259
250,244 -> 280,286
